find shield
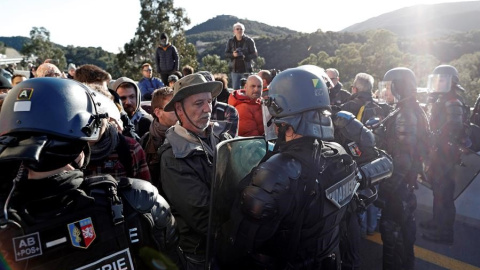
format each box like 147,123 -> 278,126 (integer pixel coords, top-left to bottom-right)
424,145 -> 480,200
206,136 -> 267,267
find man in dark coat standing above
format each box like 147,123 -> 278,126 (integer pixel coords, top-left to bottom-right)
156,32 -> 180,85
225,22 -> 258,90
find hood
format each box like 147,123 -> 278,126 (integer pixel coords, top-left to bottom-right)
165,123 -> 215,158
228,89 -> 260,107
159,43 -> 171,50
113,77 -> 142,114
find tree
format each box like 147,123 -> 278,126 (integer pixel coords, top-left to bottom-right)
117,0 -> 194,80
200,54 -> 228,74
0,42 -> 5,55
21,27 -> 66,69
451,52 -> 480,106
359,29 -> 403,80
254,56 -> 266,72
173,32 -> 198,71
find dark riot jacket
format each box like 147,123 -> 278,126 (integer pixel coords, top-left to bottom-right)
0,170 -> 179,269
217,137 -> 357,269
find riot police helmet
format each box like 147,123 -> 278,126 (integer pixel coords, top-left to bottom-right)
379,67 -> 417,103
0,77 -> 107,171
265,65 -> 334,140
427,64 -> 465,93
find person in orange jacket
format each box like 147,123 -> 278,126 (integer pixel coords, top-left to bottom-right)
228,74 -> 264,136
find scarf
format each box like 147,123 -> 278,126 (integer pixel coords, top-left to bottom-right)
90,124 -> 119,161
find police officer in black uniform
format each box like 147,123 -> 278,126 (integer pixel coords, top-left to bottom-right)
421,65 -> 469,244
376,67 -> 430,270
216,65 -> 358,269
0,78 -> 179,269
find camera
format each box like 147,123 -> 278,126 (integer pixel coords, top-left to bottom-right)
235,48 -> 244,57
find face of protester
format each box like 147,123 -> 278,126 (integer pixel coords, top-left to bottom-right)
12,76 -> 26,86
326,70 -> 339,87
117,85 -> 137,117
245,76 -> 262,100
175,92 -> 212,136
142,66 -> 153,79
154,95 -> 177,127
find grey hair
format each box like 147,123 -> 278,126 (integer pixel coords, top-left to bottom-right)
233,22 -> 245,31
353,73 -> 374,93
326,68 -> 339,77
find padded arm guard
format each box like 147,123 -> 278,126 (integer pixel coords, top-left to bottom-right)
241,153 -> 301,221
119,177 -> 178,254
333,111 -> 376,148
357,153 -> 393,189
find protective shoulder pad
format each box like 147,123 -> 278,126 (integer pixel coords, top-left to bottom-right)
118,177 -> 158,213
251,153 -> 301,193
241,153 -> 301,221
333,111 -> 355,128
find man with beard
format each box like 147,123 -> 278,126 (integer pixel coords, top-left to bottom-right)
141,87 -> 177,189
74,66 -> 150,182
114,77 -> 153,138
158,73 -> 223,270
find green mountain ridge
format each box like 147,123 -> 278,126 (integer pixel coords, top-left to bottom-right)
342,1 -> 480,37
3,1 -> 480,56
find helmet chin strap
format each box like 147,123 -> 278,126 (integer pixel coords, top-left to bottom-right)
181,101 -> 207,132
273,123 -> 289,152
71,144 -> 91,170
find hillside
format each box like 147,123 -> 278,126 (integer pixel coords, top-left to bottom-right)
186,15 -> 298,45
0,36 -> 30,52
342,1 -> 480,37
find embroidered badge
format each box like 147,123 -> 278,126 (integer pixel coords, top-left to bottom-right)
68,217 -> 96,249
12,232 -> 43,261
347,141 -> 362,157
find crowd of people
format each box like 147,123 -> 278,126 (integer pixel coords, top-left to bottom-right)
0,22 -> 478,270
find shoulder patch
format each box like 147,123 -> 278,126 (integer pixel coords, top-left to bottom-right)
68,217 -> 96,249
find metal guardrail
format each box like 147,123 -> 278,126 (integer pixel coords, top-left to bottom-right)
0,58 -> 23,65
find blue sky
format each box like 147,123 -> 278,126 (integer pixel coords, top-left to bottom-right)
0,0 -> 472,53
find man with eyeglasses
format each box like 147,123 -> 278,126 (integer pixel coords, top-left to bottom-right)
225,22 -> 258,90
138,62 -> 165,101
326,68 -> 351,107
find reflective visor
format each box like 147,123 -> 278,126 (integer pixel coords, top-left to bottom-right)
427,74 -> 452,93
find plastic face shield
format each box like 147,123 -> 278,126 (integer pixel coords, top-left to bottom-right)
262,99 -> 277,141
377,81 -> 396,104
427,74 -> 452,93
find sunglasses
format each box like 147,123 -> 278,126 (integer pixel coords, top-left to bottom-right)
143,69 -> 152,72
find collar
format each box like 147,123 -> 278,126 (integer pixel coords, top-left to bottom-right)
166,123 -> 217,158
